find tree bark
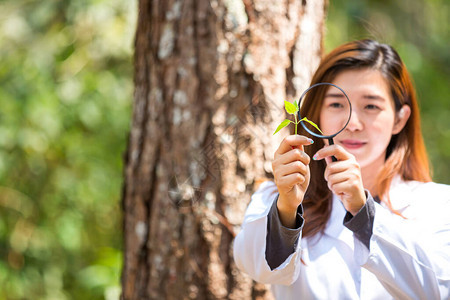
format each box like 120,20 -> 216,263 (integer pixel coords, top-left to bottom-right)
121,0 -> 326,299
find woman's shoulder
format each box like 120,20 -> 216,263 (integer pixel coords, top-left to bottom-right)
390,177 -> 450,215
393,178 -> 450,196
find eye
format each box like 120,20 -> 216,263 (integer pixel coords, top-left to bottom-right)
365,104 -> 380,110
329,102 -> 344,108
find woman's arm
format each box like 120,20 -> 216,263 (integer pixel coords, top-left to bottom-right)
233,181 -> 304,285
233,135 -> 313,284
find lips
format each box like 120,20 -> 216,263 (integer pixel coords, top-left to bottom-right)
340,139 -> 366,149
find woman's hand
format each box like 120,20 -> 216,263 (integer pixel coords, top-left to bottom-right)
272,135 -> 313,228
313,144 -> 366,215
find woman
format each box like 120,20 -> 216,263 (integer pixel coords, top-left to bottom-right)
233,39 -> 450,299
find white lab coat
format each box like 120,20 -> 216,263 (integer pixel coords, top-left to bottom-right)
233,178 -> 450,299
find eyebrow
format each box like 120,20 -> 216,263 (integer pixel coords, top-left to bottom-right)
362,94 -> 385,101
325,93 -> 386,101
324,93 -> 345,98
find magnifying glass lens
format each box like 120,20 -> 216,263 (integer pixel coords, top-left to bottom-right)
319,86 -> 351,136
297,83 -> 352,161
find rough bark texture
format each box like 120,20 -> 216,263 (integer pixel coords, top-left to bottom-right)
121,0 -> 326,299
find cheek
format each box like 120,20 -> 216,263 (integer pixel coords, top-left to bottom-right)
369,121 -> 395,150
320,110 -> 342,135
372,115 -> 396,137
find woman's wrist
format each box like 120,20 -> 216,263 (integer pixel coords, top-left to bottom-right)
276,194 -> 301,228
348,190 -> 367,216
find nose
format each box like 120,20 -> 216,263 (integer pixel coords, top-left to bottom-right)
345,108 -> 363,132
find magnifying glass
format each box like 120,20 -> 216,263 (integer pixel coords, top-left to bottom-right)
297,83 -> 352,162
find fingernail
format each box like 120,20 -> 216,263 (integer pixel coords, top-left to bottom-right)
313,154 -> 318,160
309,138 -> 314,144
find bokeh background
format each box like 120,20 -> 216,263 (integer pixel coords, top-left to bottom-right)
0,0 -> 448,299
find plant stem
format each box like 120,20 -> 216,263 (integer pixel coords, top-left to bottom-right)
294,114 -> 297,135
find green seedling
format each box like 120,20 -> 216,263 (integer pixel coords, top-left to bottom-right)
273,100 -> 323,135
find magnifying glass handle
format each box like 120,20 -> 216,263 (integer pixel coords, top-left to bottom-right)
328,138 -> 338,162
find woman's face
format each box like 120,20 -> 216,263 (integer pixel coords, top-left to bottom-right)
319,68 -> 401,170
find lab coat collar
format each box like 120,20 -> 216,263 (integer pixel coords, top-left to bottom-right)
388,175 -> 417,211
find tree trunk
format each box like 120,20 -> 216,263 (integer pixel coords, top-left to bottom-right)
121,0 -> 326,299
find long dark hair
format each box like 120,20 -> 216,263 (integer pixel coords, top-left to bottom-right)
300,39 -> 431,238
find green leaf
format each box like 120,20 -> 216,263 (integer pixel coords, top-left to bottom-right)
293,100 -> 299,111
284,101 -> 298,115
301,117 -> 323,134
273,119 -> 292,135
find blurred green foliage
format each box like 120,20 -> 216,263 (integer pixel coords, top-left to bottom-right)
0,0 -> 136,299
325,0 -> 450,184
0,0 -> 448,299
